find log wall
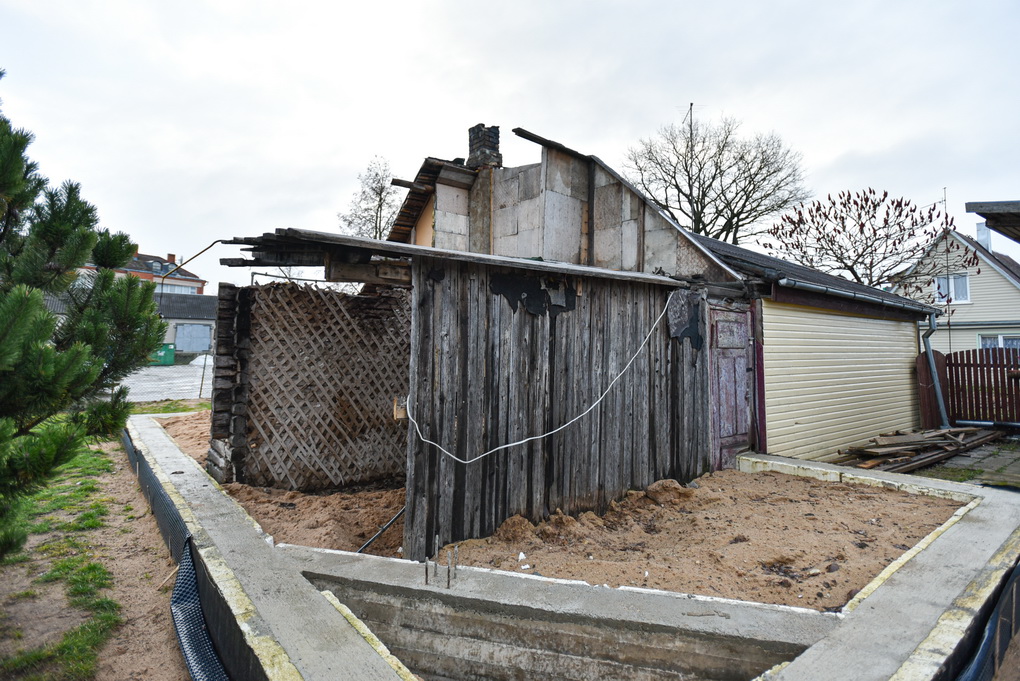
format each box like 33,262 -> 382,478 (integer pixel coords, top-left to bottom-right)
404,256 -> 710,560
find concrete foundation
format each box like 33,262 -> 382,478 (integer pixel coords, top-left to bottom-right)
290,545 -> 831,680
127,416 -> 1020,681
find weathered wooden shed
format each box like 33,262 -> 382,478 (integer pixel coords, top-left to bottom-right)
216,232 -> 736,560
385,124 -> 938,465
213,125 -> 936,560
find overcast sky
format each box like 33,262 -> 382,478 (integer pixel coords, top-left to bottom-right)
3,0 -> 1019,289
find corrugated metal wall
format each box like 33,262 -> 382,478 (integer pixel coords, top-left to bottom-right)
762,300 -> 920,461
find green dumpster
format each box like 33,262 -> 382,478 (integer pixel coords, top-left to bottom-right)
150,343 -> 175,366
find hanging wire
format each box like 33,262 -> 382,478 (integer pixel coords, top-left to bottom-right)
406,289 -> 678,465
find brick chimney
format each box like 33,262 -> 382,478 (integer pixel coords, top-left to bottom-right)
466,124 -> 502,169
167,253 -> 176,264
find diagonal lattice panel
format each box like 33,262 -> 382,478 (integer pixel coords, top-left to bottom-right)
243,283 -> 411,491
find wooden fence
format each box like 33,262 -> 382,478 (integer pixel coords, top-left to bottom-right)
210,283 -> 411,490
917,348 -> 1020,428
404,256 -> 710,561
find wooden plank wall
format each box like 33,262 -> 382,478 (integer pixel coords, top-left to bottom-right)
404,256 -> 710,560
916,351 -> 949,430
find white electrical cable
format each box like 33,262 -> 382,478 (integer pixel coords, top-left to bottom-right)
406,289 -> 678,465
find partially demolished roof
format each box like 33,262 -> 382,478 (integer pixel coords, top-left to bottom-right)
967,201 -> 1020,244
388,158 -> 476,244
222,228 -> 687,289
385,126 -> 743,284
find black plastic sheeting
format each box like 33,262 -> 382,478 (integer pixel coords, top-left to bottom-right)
172,538 -> 230,681
957,559 -> 1020,681
120,429 -> 230,681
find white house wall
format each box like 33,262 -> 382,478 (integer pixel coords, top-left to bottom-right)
762,300 -> 920,461
927,324 -> 1020,353
935,250 -> 1020,326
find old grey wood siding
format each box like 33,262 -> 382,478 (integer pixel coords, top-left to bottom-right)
405,256 -> 710,560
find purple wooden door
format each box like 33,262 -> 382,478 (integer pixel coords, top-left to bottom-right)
710,305 -> 752,469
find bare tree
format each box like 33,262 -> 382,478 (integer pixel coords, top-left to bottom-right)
625,116 -> 809,245
338,157 -> 402,240
762,189 -> 978,297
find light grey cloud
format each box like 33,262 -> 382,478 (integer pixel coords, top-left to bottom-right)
2,0 -> 1019,288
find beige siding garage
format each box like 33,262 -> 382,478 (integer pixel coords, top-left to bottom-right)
762,300 -> 920,461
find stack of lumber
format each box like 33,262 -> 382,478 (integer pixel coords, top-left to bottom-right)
840,428 -> 1003,473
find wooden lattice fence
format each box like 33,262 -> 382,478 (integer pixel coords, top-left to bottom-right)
210,283 -> 411,490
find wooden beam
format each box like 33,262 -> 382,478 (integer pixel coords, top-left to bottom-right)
324,257 -> 412,286
391,178 -> 434,193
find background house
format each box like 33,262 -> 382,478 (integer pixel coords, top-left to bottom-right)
50,251 -> 217,356
899,226 -> 1020,353
81,251 -> 207,294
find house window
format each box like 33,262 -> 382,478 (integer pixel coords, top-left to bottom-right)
934,274 -> 970,304
155,283 -> 197,294
980,335 -> 1020,350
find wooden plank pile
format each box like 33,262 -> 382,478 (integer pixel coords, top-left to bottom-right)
839,428 -> 1004,473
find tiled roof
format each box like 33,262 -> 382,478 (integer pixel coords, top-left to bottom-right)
953,232 -> 1020,286
125,253 -> 203,281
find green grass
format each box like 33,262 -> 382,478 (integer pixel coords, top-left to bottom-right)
0,443 -> 124,680
130,399 -> 209,414
913,465 -> 984,483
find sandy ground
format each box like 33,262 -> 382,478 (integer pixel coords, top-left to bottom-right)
163,411 -> 967,612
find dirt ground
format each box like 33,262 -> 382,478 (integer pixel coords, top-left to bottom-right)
90,442 -> 189,681
163,411 -> 966,612
0,441 -> 189,681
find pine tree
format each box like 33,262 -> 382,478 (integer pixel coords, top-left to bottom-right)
0,70 -> 166,558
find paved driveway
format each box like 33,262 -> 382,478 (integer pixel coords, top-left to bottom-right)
939,436 -> 1020,488
120,361 -> 213,402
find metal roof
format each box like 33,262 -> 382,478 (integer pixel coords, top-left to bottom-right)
688,232 -> 938,315
44,291 -> 216,320
154,292 -> 218,320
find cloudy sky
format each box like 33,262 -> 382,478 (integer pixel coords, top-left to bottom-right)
3,0 -> 1018,289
